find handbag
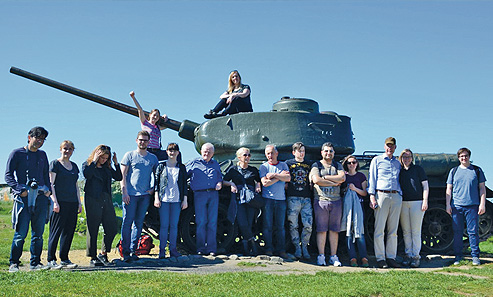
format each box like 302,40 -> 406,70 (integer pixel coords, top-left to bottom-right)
240,185 -> 265,209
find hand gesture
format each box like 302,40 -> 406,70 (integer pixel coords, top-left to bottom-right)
53,202 -> 60,213
112,152 -> 118,164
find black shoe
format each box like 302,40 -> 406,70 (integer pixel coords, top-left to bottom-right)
130,253 -> 140,261
204,110 -> 217,119
97,253 -> 114,266
90,259 -> 104,267
377,260 -> 388,269
387,258 -> 402,268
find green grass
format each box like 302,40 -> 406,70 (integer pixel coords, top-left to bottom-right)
1,200 -> 492,296
0,200 -> 124,267
0,269 -> 491,296
237,261 -> 267,267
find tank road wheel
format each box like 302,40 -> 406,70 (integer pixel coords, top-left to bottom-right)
178,204 -> 237,254
421,204 -> 454,254
478,203 -> 493,240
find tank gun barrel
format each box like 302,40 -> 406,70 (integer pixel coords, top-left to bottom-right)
10,67 -> 198,141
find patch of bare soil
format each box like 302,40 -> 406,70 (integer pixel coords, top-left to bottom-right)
16,247 -> 492,274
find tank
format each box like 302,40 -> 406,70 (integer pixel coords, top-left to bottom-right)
10,66 -> 493,255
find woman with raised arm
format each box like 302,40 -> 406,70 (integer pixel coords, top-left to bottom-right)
204,70 -> 253,119
46,140 -> 81,270
82,144 -> 122,267
154,143 -> 188,258
399,149 -> 429,268
130,91 -> 173,161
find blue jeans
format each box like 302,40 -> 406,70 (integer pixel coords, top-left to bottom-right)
10,195 -> 50,266
158,202 -> 181,257
347,202 -> 367,260
452,204 -> 480,258
121,194 -> 151,255
263,198 -> 287,253
194,191 -> 219,254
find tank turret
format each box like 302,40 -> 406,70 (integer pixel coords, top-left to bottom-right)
10,66 -> 493,255
10,67 -> 355,163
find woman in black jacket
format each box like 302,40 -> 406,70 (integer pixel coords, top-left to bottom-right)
82,145 -> 122,267
154,143 -> 188,258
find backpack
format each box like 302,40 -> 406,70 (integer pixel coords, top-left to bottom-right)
117,234 -> 155,257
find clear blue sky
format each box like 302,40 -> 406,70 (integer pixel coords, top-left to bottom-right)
1,1 -> 491,188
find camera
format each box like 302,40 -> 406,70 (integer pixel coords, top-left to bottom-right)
27,178 -> 38,190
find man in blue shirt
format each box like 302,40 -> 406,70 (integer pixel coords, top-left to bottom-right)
120,131 -> 158,262
446,147 -> 487,266
187,143 -> 224,255
368,137 -> 402,268
5,127 -> 52,272
260,145 -> 291,258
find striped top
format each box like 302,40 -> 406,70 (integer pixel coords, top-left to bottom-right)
141,119 -> 161,149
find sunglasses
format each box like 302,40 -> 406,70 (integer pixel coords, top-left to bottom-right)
243,153 -> 251,157
347,161 -> 358,165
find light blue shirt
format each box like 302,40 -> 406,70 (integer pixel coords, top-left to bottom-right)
447,165 -> 486,206
121,150 -> 158,196
368,154 -> 401,195
260,161 -> 289,200
186,158 -> 223,191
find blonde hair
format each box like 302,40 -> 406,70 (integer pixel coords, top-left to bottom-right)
227,70 -> 241,94
399,148 -> 414,167
59,140 -> 75,151
86,145 -> 111,168
236,147 -> 250,166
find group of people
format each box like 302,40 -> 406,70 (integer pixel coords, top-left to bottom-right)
5,69 -> 487,272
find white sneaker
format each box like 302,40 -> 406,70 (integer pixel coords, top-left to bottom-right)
329,255 -> 342,267
317,254 -> 326,266
47,260 -> 62,270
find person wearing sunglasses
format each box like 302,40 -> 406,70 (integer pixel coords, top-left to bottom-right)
341,155 -> 369,267
6,127 -> 52,272
223,147 -> 261,256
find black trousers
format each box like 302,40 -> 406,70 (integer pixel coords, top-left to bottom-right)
212,97 -> 253,115
47,201 -> 79,262
84,193 -> 117,259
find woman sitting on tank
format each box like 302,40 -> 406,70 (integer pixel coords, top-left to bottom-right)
154,143 -> 188,259
204,70 -> 253,119
130,91 -> 179,162
223,147 -> 261,256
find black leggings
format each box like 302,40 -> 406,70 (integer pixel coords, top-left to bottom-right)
47,201 -> 79,262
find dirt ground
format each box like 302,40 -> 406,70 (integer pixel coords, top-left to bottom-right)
17,246 -> 493,274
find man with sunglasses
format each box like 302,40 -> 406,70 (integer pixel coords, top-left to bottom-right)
310,142 -> 345,266
120,130 -> 158,262
6,126 -> 52,272
368,137 -> 402,268
286,142 -> 313,260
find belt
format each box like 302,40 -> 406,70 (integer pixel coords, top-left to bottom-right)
195,188 -> 217,192
378,190 -> 398,194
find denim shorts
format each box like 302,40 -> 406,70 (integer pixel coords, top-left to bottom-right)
313,199 -> 342,232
